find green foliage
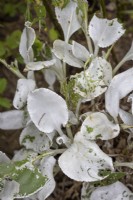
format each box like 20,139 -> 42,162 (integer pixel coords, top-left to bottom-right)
0,78 -> 11,109
49,28 -> 59,41
52,0 -> 70,8
0,160 -> 47,197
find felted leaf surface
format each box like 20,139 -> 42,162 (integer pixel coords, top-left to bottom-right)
81,112 -> 120,140
0,180 -> 20,200
59,132 -> 114,182
90,181 -> 133,200
20,122 -> 51,153
27,88 -> 68,133
105,67 -> 133,120
26,59 -> 56,71
122,41 -> 133,62
0,151 -> 10,163
13,79 -> 36,109
73,57 -> 112,101
55,1 -> 80,41
89,15 -> 125,48
19,21 -> 36,63
53,40 -> 83,68
72,41 -> 90,62
44,69 -> 56,89
0,110 -> 26,130
36,156 -> 56,200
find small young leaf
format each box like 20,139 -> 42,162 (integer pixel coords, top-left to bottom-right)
105,67 -> 133,120
59,132 -> 114,182
72,41 -> 90,62
55,1 -> 81,41
13,79 -> 36,109
27,88 -> 68,133
19,21 -> 36,64
90,181 -> 133,200
26,59 -> 56,71
53,40 -> 83,68
89,15 -> 125,48
81,112 -> 120,140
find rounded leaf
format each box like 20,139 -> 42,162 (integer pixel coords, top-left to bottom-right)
59,132 -> 114,182
81,112 -> 120,140
27,88 -> 68,133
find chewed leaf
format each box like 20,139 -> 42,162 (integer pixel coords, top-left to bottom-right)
59,132 -> 114,182
55,1 -> 80,41
0,110 -> 26,130
13,79 -> 36,109
19,21 -> 36,63
72,41 -> 90,62
0,180 -> 20,200
90,181 -> 133,200
20,122 -> 52,153
81,112 -> 120,140
89,15 -> 125,48
53,40 -> 83,68
105,67 -> 133,120
36,156 -> 56,200
27,88 -> 68,133
73,57 -> 112,102
26,59 -> 56,71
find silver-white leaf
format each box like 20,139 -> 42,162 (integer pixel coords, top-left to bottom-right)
105,67 -> 133,120
26,59 -> 56,71
0,151 -> 10,163
90,181 -> 133,200
36,156 -> 56,200
0,180 -> 20,200
20,122 -> 52,153
27,88 -> 68,133
72,41 -> 90,62
59,132 -> 114,182
55,1 -> 81,41
19,21 -> 36,63
73,57 -> 112,101
53,40 -> 83,68
81,112 -> 120,140
0,110 -> 26,130
89,15 -> 125,48
44,69 -> 56,90
13,79 -> 36,109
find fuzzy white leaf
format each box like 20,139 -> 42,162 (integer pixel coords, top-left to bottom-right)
119,109 -> 133,126
13,79 -> 36,109
0,180 -> 20,200
90,181 -> 133,200
0,110 -> 26,130
72,41 -> 90,62
59,132 -> 114,182
20,123 -> 52,153
27,88 -> 68,133
68,110 -> 78,125
44,69 -> 56,89
55,1 -> 80,41
36,156 -> 56,200
53,40 -> 83,68
13,149 -> 37,162
73,57 -> 112,101
89,15 -> 125,48
26,59 -> 56,71
81,112 -> 120,140
105,67 -> 133,120
0,151 -> 10,163
128,93 -> 133,114
19,21 -> 36,63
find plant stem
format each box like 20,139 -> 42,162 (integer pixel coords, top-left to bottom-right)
0,59 -> 25,79
113,59 -> 125,75
66,124 -> 73,140
32,148 -> 66,163
75,99 -> 82,118
100,0 -> 107,18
